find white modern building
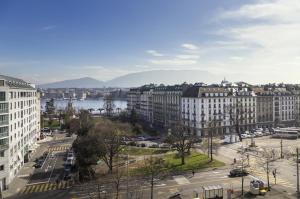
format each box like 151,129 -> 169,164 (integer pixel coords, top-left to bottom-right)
0,75 -> 40,190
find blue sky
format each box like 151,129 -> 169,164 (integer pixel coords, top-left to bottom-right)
1,0 -> 300,84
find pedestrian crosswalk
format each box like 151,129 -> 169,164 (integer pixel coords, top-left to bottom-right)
173,175 -> 190,185
248,158 -> 295,188
48,145 -> 70,152
20,181 -> 74,195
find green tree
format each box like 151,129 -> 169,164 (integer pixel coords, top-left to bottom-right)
77,110 -> 93,136
129,109 -> 138,126
73,131 -> 105,181
69,118 -> 80,134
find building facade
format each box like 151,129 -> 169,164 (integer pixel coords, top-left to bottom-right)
182,87 -> 232,136
0,75 -> 40,190
181,87 -> 256,136
127,82 -> 300,136
152,84 -> 188,129
255,91 -> 274,128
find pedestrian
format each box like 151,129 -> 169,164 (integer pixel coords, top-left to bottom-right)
192,170 -> 195,177
233,158 -> 236,164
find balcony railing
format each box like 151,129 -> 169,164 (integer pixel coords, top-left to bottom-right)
0,120 -> 9,126
0,109 -> 8,114
0,132 -> 9,138
0,143 -> 9,150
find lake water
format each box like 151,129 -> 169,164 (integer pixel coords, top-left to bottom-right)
41,99 -> 127,113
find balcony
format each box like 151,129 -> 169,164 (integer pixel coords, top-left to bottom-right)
0,142 -> 8,150
0,138 -> 9,150
0,120 -> 9,126
0,109 -> 8,114
0,132 -> 8,138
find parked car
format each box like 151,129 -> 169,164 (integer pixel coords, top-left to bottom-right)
263,129 -> 270,135
63,174 -> 72,181
34,159 -> 43,168
64,165 -> 71,172
49,153 -> 55,158
159,143 -> 170,148
254,131 -> 263,137
34,163 -> 42,168
241,134 -> 248,139
229,168 -> 249,177
66,133 -> 72,137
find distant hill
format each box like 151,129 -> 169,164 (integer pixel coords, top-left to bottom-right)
39,77 -> 104,88
39,70 -> 222,88
106,70 -> 220,87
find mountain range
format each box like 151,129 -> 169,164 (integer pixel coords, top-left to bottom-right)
38,70 -> 223,88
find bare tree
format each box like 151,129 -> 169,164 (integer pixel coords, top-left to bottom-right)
94,121 -> 131,173
225,100 -> 252,142
112,168 -> 125,199
166,123 -> 200,165
144,156 -> 165,199
205,118 -> 222,161
103,94 -> 115,117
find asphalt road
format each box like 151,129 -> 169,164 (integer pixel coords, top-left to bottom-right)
27,132 -> 74,185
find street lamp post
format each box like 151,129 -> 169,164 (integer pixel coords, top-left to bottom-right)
127,154 -> 129,199
297,148 -> 299,199
0,180 -> 3,199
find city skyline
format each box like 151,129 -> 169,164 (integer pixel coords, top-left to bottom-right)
1,0 -> 300,85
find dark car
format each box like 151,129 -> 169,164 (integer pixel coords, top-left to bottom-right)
34,161 -> 43,168
63,174 -> 72,181
229,168 -> 249,177
43,152 -> 49,158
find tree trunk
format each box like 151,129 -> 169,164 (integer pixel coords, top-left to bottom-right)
150,174 -> 154,199
181,153 -> 185,165
109,154 -> 113,173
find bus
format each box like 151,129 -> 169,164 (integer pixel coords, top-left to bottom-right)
272,128 -> 298,139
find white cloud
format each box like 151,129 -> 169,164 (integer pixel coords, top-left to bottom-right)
219,0 -> 300,23
230,56 -> 244,61
146,50 -> 164,57
181,43 -> 199,50
197,0 -> 300,83
150,58 -> 197,66
81,65 -> 105,69
176,54 -> 200,59
42,25 -> 57,30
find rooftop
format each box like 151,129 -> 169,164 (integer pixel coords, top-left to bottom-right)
0,75 -> 34,89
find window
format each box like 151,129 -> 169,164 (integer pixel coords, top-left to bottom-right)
0,92 -> 5,101
0,165 -> 4,171
0,151 -> 4,157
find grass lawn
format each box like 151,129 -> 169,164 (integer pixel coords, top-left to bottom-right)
163,151 -> 225,173
120,146 -> 169,156
130,151 -> 225,176
43,119 -> 60,129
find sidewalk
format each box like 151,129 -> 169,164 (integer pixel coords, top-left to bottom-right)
3,137 -> 52,198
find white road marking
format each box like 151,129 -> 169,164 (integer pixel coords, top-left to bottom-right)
155,183 -> 166,187
48,157 -> 58,182
173,175 -> 190,185
18,174 -> 30,178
